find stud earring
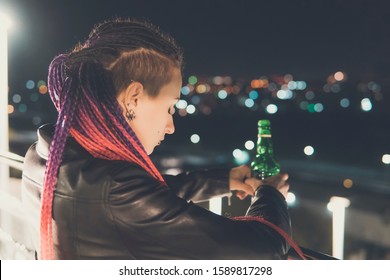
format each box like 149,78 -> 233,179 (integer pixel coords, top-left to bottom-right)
126,109 -> 136,121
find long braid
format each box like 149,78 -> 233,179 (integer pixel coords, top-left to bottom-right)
40,18 -> 181,259
41,55 -> 80,259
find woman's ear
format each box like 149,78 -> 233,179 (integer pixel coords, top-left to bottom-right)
117,81 -> 144,111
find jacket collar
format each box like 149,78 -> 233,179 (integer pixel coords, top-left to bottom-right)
36,123 -> 90,160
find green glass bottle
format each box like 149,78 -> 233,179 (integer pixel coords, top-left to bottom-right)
251,119 -> 280,179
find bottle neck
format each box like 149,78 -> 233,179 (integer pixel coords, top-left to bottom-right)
256,131 -> 274,155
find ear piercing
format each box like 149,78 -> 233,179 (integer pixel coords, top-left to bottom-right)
126,109 -> 136,121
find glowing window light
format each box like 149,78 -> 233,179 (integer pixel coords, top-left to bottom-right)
181,86 -> 190,95
266,104 -> 278,114
186,104 -> 196,114
286,192 -> 296,206
26,80 -> 35,89
304,145 -> 314,156
190,134 -> 200,144
334,71 -> 345,81
218,89 -> 228,99
12,94 -> 21,103
340,98 -> 350,108
232,149 -> 250,165
244,98 -> 254,108
343,179 -> 353,189
176,100 -> 187,109
188,75 -> 197,85
314,103 -> 324,112
249,90 -> 258,100
382,154 -> 390,164
361,98 -> 372,112
245,140 -> 255,150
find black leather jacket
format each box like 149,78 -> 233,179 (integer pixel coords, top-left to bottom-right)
21,124 -> 291,259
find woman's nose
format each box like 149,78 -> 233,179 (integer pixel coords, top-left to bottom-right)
165,116 -> 175,134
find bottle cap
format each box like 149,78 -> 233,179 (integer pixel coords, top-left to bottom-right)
258,119 -> 270,127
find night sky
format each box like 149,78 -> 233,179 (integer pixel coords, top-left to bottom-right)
4,0 -> 390,85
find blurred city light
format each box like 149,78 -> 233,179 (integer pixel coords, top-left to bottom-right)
340,98 -> 350,108
304,146 -> 314,156
244,140 -> 255,150
334,71 -> 345,81
176,100 -> 188,109
266,104 -> 278,114
218,89 -> 228,99
232,149 -> 250,165
190,134 -> 200,144
382,154 -> 390,164
188,75 -> 197,85
361,98 -> 372,111
186,104 -> 196,114
286,192 -> 296,206
343,179 -> 353,189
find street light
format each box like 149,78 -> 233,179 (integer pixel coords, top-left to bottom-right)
0,12 -> 12,187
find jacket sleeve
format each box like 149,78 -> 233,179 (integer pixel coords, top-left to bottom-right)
162,169 -> 231,202
108,164 -> 291,259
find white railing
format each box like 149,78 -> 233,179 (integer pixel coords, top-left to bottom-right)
0,150 -> 35,259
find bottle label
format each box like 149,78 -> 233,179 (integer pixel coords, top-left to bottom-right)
258,134 -> 271,138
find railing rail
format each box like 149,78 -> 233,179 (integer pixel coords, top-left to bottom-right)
0,150 -> 24,171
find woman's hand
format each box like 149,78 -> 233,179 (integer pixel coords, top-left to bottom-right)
229,165 -> 256,200
245,173 -> 290,198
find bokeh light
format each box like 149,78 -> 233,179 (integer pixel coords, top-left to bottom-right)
266,104 -> 278,114
188,75 -> 198,85
343,179 -> 353,189
286,192 -> 296,206
186,104 -> 196,114
245,140 -> 255,150
304,145 -> 314,156
190,134 -> 200,144
382,154 -> 390,164
361,98 -> 372,112
340,98 -> 350,108
26,80 -> 35,89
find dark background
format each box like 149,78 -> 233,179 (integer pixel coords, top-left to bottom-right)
2,0 -> 390,259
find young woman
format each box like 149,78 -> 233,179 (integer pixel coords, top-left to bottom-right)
22,18 -> 291,260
